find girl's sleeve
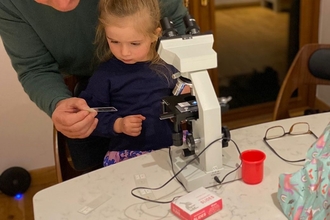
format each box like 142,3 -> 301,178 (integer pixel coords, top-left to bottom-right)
79,72 -> 120,138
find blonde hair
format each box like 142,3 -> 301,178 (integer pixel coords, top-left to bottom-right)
94,0 -> 161,64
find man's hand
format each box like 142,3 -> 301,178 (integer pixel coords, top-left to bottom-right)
52,97 -> 98,138
35,0 -> 80,12
114,115 -> 146,136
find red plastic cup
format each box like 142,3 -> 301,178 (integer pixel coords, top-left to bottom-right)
240,149 -> 266,184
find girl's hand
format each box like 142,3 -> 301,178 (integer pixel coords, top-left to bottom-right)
114,115 -> 146,136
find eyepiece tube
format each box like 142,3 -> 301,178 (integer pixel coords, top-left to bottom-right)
183,14 -> 200,35
160,17 -> 178,37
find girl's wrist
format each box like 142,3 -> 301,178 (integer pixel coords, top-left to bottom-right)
114,117 -> 123,133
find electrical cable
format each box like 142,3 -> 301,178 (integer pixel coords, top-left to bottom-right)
168,145 -> 186,191
213,138 -> 241,184
131,137 -> 242,204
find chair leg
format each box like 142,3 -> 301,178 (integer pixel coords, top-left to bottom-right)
57,132 -> 85,181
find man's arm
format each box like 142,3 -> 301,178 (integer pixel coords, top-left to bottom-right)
0,1 -> 72,117
0,1 -> 97,138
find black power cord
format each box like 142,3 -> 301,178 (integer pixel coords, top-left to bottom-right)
131,137 -> 242,204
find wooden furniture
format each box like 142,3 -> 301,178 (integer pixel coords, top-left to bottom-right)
273,44 -> 330,120
53,128 -> 85,182
53,76 -> 85,183
215,0 -> 321,130
53,76 -> 109,182
34,112 -> 330,219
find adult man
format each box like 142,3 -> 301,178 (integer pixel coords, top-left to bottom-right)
0,0 -> 188,173
0,0 -> 187,139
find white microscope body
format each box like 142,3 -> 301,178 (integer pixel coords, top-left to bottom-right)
158,26 -> 240,192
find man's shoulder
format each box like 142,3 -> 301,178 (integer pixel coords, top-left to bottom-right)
159,0 -> 182,11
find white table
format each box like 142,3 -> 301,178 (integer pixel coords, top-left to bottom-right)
33,112 -> 330,219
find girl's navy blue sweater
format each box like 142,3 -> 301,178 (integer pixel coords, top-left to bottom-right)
79,58 -> 177,151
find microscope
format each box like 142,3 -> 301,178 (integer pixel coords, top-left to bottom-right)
158,14 -> 240,192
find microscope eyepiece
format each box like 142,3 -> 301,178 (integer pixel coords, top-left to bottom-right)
160,17 -> 178,37
183,14 -> 200,35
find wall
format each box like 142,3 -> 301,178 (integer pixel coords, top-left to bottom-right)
316,0 -> 330,104
0,38 -> 53,174
318,0 -> 330,44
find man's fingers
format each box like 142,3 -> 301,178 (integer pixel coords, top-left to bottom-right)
51,97 -> 99,138
57,116 -> 98,138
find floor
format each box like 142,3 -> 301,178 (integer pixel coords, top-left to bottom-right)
0,167 -> 57,220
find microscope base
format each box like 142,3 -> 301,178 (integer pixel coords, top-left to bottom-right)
170,147 -> 241,192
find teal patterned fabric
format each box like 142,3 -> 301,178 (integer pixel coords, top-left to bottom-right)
277,124 -> 330,219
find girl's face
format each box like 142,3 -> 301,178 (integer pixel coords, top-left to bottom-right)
104,16 -> 159,64
35,0 -> 80,12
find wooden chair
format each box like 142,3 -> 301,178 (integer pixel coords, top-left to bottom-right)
273,43 -> 330,120
53,76 -> 84,183
53,76 -> 109,182
53,126 -> 85,182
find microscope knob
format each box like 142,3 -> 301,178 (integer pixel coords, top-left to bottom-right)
186,133 -> 196,151
182,148 -> 195,157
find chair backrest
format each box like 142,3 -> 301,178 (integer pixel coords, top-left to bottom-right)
273,44 -> 330,120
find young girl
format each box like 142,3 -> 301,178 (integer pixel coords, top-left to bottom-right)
79,0 -> 178,166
